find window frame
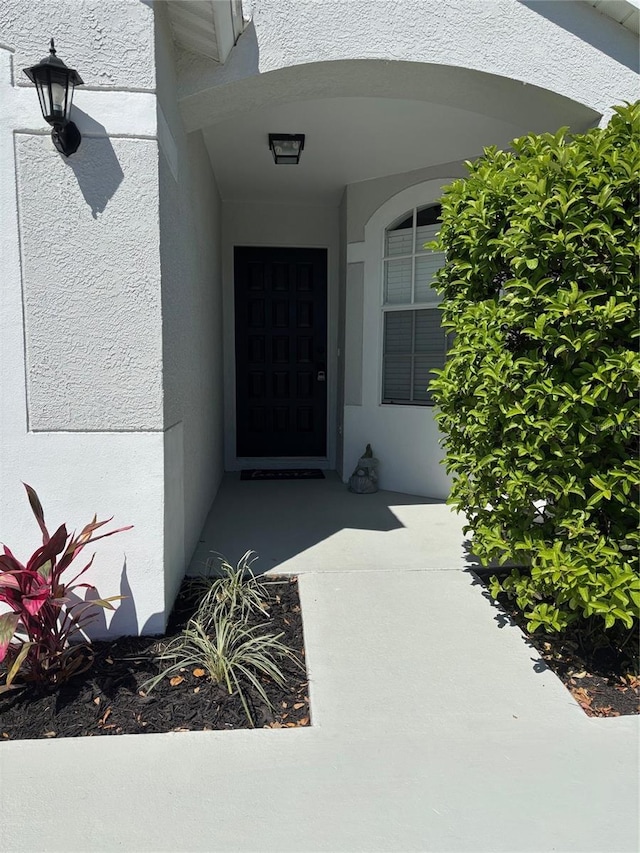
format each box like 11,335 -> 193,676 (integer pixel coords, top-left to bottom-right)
380,204 -> 446,407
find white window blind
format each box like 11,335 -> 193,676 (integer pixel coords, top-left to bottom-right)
381,205 -> 446,405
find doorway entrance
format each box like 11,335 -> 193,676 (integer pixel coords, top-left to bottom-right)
234,246 -> 328,457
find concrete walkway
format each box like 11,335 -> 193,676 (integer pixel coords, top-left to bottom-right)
1,474 -> 638,852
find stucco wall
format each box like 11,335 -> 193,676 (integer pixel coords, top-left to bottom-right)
178,0 -> 638,132
0,0 -> 166,635
155,7 -> 225,608
343,177 -> 458,499
16,134 -> 163,431
0,0 -> 155,90
345,161 -> 468,245
221,201 -> 340,470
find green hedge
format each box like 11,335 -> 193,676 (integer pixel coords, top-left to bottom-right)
431,103 -> 640,634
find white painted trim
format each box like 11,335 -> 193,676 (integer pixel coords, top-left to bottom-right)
365,181 -> 454,409
9,86 -> 157,139
339,178 -> 458,497
346,241 -> 366,263
212,0 -> 238,63
226,242 -> 337,472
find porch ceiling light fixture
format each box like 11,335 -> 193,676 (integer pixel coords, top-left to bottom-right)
23,39 -> 84,157
268,133 -> 305,165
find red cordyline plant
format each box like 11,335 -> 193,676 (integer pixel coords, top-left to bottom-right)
0,484 -> 131,693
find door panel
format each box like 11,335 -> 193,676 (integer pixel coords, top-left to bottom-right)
235,247 -> 328,457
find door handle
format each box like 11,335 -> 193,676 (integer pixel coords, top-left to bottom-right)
317,370 -> 326,382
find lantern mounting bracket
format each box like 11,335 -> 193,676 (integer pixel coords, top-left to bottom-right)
51,122 -> 82,157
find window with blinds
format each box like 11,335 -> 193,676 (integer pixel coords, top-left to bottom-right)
382,205 -> 446,405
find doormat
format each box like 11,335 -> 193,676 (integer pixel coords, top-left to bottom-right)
241,469 -> 325,481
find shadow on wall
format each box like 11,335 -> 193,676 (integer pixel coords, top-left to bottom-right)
64,108 -> 124,218
520,0 -> 640,73
83,560 -> 164,638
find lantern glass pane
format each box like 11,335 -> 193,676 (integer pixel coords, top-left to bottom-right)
50,81 -> 66,119
35,78 -> 49,118
49,67 -> 70,120
274,140 -> 299,157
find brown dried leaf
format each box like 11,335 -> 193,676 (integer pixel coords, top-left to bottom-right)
169,675 -> 185,687
572,671 -> 587,679
285,722 -> 297,727
267,721 -> 283,728
43,731 -> 56,738
99,708 -> 112,725
293,702 -> 304,710
298,716 -> 310,726
572,687 -> 593,709
93,697 -> 101,705
193,668 -> 206,678
105,657 -> 114,665
193,686 -> 201,694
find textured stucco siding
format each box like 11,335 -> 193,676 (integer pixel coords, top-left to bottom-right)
16,134 -> 163,431
155,5 -> 225,612
342,178 -> 460,499
0,3 -> 165,636
250,0 -> 638,109
178,0 -> 638,132
0,0 -> 155,90
345,160 -> 469,245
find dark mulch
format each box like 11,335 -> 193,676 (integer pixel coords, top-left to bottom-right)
474,571 -> 639,717
0,577 -> 310,741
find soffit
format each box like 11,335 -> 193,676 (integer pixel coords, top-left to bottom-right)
165,0 -> 246,63
585,0 -> 640,34
203,94 -> 597,206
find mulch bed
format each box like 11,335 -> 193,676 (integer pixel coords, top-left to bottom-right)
475,572 -> 639,717
0,577 -> 310,741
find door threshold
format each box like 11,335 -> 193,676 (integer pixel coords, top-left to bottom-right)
233,457 -> 330,470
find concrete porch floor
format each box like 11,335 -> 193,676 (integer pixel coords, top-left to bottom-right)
1,472 -> 638,852
188,471 -> 473,576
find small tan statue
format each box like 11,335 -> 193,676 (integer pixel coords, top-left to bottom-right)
348,444 -> 379,494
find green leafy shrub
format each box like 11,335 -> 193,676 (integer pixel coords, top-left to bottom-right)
431,103 -> 640,635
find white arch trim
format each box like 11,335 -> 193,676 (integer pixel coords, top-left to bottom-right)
342,178 -> 457,499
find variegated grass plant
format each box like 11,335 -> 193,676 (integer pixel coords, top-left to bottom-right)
143,551 -> 300,725
189,550 -> 270,620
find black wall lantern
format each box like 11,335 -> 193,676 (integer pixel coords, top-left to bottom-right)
23,39 -> 84,157
268,134 -> 305,165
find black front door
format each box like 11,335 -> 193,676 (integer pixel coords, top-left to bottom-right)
234,247 -> 328,457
